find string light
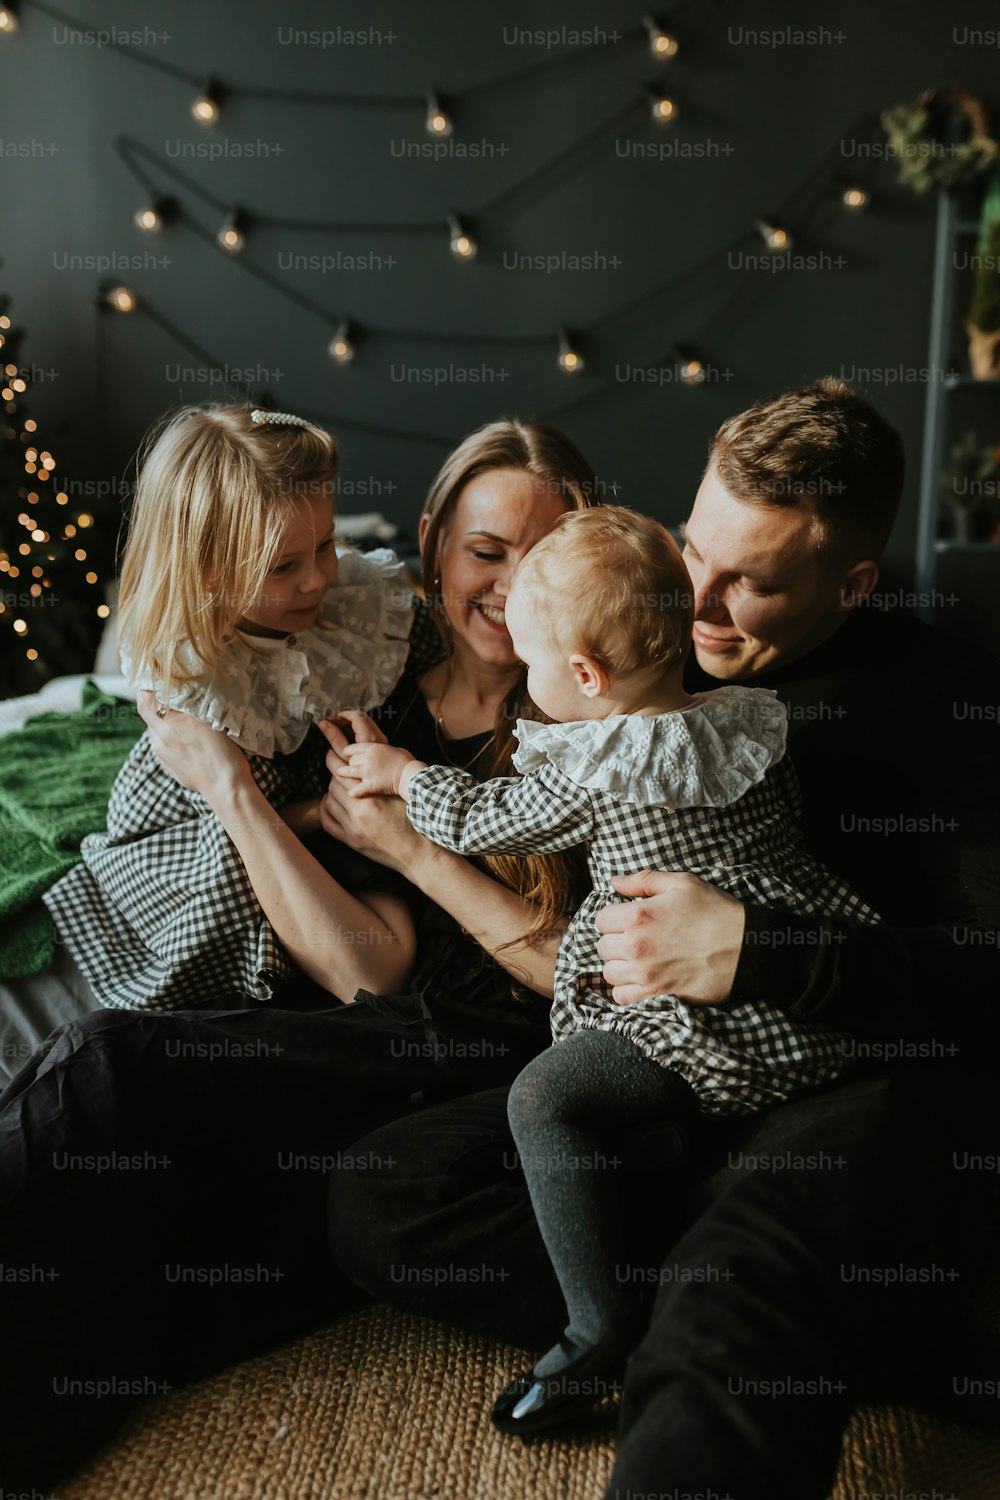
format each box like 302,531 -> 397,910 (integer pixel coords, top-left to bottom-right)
557,328 -> 585,374
217,209 -> 245,254
105,285 -> 137,313
448,214 -> 477,260
328,321 -> 355,365
0,3 -> 18,34
842,185 -> 870,211
425,92 -> 453,138
192,81 -> 221,125
677,346 -> 706,385
754,218 -> 793,251
643,14 -> 678,58
134,199 -> 172,233
647,89 -> 677,124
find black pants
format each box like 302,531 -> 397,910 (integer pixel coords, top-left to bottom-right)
329,1065 -> 1000,1500
0,988 -> 548,1487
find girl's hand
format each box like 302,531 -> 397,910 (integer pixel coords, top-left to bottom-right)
137,691 -> 250,800
319,769 -> 425,874
335,743 -> 417,798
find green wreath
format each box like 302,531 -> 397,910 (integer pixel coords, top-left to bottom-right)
881,88 -> 998,193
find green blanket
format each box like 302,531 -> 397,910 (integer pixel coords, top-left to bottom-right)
0,682 -> 144,977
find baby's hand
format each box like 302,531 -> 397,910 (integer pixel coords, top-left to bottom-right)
336,709 -> 389,746
336,742 -> 418,798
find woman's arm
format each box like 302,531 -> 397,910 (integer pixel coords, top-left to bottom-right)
136,695 -> 415,1003
320,756 -> 565,998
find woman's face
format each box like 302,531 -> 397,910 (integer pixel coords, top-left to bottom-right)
420,467 -> 569,669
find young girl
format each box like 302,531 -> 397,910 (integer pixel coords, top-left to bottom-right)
44,404 -> 422,1010
333,505 -> 881,1435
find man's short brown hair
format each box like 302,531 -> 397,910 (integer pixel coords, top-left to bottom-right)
708,377 -> 905,558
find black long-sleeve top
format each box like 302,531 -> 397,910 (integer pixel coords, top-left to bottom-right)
686,607 -> 1000,1050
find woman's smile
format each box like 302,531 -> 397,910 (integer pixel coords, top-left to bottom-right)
474,599 -> 507,630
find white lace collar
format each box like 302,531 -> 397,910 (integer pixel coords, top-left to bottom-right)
122,547 -> 414,757
511,685 -> 787,808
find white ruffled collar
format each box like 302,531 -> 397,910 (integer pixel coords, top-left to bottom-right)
511,685 -> 787,808
123,547 -> 414,757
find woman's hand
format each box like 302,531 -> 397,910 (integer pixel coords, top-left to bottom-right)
137,691 -> 250,801
319,753 -> 426,875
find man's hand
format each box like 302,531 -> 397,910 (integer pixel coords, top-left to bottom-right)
335,742 -> 419,798
595,870 -> 746,1007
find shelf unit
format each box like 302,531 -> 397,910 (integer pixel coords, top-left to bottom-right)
915,191 -> 1000,630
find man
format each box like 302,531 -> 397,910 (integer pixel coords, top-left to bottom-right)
329,379 -> 1000,1499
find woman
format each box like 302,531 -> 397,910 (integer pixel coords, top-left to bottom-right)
0,418 -> 601,1487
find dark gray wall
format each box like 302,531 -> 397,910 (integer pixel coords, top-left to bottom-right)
2,0 -> 1000,589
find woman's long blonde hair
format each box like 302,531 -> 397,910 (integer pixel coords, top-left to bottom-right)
117,405 -> 337,696
419,418 -> 603,966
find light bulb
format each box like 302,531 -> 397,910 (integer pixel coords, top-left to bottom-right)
643,14 -> 678,58
218,211 -> 244,253
106,286 -> 136,313
425,92 -> 453,138
649,92 -> 677,123
448,214 -> 477,260
328,322 -> 355,365
192,83 -> 220,124
134,205 -> 162,233
842,186 -> 869,211
557,329 -> 585,374
679,356 -> 705,385
755,219 -> 793,252
0,5 -> 18,33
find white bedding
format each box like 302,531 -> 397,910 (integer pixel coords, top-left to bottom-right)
0,673 -> 132,739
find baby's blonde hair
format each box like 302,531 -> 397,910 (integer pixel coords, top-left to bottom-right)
511,505 -> 693,677
117,405 -> 338,695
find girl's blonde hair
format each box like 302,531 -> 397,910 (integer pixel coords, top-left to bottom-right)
504,506 -> 694,956
419,418 -> 602,960
512,505 -> 694,673
117,404 -> 338,695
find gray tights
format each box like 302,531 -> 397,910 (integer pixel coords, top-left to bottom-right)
506,1027 -> 700,1379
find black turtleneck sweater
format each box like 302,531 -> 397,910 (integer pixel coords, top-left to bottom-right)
684,606 -> 1000,1050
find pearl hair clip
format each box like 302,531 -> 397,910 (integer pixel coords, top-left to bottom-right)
250,408 -> 309,428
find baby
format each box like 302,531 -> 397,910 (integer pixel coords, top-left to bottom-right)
334,505 -> 879,1434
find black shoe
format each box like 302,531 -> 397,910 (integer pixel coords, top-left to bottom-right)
491,1365 -> 622,1437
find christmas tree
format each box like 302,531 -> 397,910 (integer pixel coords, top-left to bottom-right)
0,299 -> 113,697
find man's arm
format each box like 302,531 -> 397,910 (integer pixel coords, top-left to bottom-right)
596,870 -> 1000,1051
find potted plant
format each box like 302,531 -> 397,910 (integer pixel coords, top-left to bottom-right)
939,430 -> 1000,541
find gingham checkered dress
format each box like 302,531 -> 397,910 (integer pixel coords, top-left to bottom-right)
43,551 -> 438,1012
405,686 -> 880,1117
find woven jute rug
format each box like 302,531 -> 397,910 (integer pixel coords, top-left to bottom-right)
59,1303 -> 999,1500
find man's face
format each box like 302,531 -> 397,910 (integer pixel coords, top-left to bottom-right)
681,464 -> 859,679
